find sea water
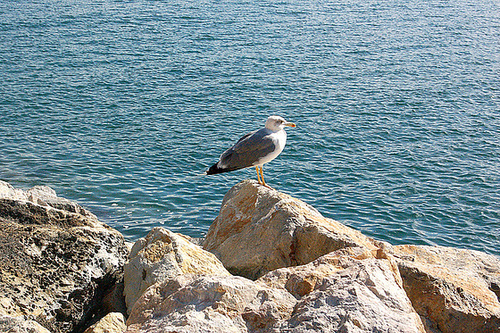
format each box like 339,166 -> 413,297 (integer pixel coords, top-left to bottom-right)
1,0 -> 499,255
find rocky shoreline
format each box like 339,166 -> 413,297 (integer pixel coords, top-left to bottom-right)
1,179 -> 499,333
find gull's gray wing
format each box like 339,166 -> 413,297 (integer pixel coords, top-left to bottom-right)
218,128 -> 277,172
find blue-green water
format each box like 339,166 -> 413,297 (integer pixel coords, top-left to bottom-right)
1,0 -> 499,256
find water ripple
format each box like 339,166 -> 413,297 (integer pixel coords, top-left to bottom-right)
1,0 -> 499,256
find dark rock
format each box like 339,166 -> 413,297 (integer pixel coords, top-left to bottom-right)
0,181 -> 129,333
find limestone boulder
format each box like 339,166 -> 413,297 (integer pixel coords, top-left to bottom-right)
123,227 -> 231,313
392,245 -> 500,333
259,247 -> 425,333
125,274 -> 297,333
125,247 -> 425,333
203,180 -> 385,280
0,181 -> 129,333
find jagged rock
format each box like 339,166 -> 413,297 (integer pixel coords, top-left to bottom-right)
123,227 -> 231,313
83,312 -> 126,333
125,247 -> 425,333
260,247 -> 425,333
5,177 -> 499,333
392,245 -> 500,333
0,313 -> 51,333
203,180 -> 385,280
125,274 -> 297,333
0,181 -> 129,333
258,246 -> 379,297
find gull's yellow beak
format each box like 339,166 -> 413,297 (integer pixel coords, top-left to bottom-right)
285,122 -> 296,128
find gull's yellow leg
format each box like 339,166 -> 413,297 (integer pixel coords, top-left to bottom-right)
255,166 -> 262,184
260,166 -> 270,188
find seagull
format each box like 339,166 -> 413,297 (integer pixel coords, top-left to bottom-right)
206,116 -> 296,187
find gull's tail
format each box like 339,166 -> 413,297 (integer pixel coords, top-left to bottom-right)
206,162 -> 225,175
206,162 -> 239,175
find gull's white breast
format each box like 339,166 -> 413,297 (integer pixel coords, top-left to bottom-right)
255,130 -> 287,166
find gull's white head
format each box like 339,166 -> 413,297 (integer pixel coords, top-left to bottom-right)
265,116 -> 296,132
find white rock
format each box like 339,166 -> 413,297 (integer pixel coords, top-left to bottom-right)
268,251 -> 425,332
125,274 -> 296,333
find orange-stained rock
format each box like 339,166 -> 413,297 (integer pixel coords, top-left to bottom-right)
203,180 -> 386,280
